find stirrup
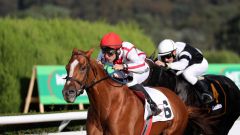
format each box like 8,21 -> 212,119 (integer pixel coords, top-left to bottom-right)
150,104 -> 161,116
152,108 -> 161,116
201,93 -> 214,104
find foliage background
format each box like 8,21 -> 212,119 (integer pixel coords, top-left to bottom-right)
1,0 -> 239,54
0,18 -> 155,113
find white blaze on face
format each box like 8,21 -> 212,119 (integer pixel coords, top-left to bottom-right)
67,59 -> 79,85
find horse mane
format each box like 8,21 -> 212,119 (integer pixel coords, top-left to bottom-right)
89,59 -> 126,86
144,59 -> 178,91
89,59 -> 105,77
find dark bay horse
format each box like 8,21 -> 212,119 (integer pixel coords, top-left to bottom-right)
143,59 -> 240,135
62,48 -> 188,135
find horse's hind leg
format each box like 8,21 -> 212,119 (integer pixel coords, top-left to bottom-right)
150,115 -> 188,135
150,116 -> 186,134
164,117 -> 188,135
150,122 -> 168,135
163,106 -> 188,135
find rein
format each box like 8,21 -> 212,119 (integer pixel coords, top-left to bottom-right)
65,51 -> 109,91
65,75 -> 109,90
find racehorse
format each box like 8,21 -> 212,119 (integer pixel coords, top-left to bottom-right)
143,59 -> 240,135
62,48 -> 188,135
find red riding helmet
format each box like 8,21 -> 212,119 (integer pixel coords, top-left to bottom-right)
100,32 -> 123,49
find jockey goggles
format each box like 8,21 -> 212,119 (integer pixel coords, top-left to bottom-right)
159,53 -> 174,61
101,47 -> 117,56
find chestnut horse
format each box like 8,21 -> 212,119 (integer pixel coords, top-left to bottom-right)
62,48 -> 188,135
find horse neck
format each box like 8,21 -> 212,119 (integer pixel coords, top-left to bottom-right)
157,67 -> 177,90
86,59 -> 128,116
145,59 -> 177,89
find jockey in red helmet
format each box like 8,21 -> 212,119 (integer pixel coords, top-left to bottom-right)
99,32 -> 123,64
100,32 -> 122,49
97,32 -> 161,116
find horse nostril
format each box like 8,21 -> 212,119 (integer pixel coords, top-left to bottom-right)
68,90 -> 76,95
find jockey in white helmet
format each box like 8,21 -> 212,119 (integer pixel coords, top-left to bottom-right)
155,39 -> 213,104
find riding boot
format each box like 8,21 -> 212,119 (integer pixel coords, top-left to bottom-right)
129,84 -> 161,116
194,80 -> 214,104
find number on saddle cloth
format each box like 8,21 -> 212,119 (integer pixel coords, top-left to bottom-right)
104,63 -> 130,85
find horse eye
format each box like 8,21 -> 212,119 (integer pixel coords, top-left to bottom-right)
80,66 -> 86,71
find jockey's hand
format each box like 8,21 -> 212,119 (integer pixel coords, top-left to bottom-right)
113,64 -> 124,70
113,73 -> 120,78
155,60 -> 166,67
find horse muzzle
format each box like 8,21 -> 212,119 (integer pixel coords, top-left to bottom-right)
62,89 -> 77,103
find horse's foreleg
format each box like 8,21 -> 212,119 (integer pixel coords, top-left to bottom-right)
86,110 -> 103,135
86,121 -> 103,135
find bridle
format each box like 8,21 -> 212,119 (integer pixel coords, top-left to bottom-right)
64,51 -> 109,94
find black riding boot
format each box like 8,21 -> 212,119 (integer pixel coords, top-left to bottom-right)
194,80 -> 214,104
129,84 -> 161,116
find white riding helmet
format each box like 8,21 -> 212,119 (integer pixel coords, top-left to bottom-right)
158,39 -> 176,56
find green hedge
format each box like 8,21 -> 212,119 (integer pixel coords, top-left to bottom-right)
205,50 -> 240,63
0,18 -> 155,113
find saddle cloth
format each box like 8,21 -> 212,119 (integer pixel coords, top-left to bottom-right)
144,87 -> 174,122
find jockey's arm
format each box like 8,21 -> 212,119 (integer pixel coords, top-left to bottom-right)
167,52 -> 192,71
168,58 -> 189,71
124,48 -> 147,73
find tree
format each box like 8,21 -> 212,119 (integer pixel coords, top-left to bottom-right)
215,14 -> 240,55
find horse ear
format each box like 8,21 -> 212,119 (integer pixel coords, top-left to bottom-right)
86,48 -> 94,58
73,48 -> 78,54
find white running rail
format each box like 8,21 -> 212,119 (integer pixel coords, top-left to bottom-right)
0,111 -> 87,125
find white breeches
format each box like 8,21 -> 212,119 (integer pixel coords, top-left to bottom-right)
182,58 -> 208,85
127,67 -> 150,87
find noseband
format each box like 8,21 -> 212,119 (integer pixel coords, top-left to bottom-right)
64,51 -> 109,92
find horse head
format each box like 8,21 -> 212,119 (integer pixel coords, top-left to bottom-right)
62,48 -> 94,103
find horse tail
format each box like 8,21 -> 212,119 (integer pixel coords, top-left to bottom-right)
187,107 -> 216,135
